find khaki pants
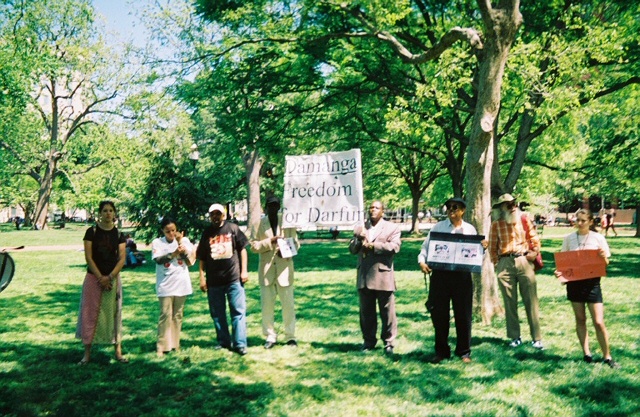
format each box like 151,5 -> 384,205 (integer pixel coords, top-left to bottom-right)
260,282 -> 296,343
157,296 -> 187,352
497,256 -> 542,341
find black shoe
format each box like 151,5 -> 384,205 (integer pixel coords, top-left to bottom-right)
384,345 -> 394,355
604,358 -> 620,369
264,341 -> 276,349
430,354 -> 450,364
214,344 -> 231,350
583,354 -> 593,363
286,340 -> 298,347
235,347 -> 248,356
360,344 -> 375,352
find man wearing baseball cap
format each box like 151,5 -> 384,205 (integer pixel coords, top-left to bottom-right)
417,197 -> 477,363
196,203 -> 250,355
488,193 -> 543,350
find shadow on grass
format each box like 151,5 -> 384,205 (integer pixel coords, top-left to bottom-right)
0,341 -> 275,417
3,238 -> 639,416
551,377 -> 640,416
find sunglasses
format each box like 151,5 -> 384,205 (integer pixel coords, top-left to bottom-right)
446,204 -> 463,211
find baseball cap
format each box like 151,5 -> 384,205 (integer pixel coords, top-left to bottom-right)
208,203 -> 225,214
445,197 -> 466,208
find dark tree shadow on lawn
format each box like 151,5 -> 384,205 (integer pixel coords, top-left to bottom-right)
0,341 -> 275,417
552,377 -> 640,416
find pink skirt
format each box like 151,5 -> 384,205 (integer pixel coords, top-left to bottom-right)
75,272 -> 122,345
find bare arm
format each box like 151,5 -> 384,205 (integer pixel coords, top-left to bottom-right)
199,259 -> 207,292
239,248 -> 249,283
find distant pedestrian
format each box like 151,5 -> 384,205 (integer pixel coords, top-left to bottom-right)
604,209 -> 618,237
555,209 -> 619,368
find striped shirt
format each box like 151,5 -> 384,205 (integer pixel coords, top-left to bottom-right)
488,217 -> 540,265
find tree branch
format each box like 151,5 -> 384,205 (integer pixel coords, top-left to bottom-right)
341,4 -> 483,63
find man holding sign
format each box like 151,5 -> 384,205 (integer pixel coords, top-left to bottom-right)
349,200 -> 401,355
250,196 -> 300,349
555,209 -> 619,368
418,197 -> 478,364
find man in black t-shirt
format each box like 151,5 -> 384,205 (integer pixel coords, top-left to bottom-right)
197,203 -> 250,355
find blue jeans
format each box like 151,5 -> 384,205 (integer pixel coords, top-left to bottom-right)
207,281 -> 247,348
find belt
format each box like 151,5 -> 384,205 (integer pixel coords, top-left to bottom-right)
500,252 -> 526,259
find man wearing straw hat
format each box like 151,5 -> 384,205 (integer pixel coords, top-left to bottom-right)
488,193 -> 544,350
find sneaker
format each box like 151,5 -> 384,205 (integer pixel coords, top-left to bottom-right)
264,341 -> 276,349
531,340 -> 544,350
285,340 -> 298,347
384,345 -> 394,355
509,338 -> 522,348
235,347 -> 248,356
604,358 -> 620,369
583,354 -> 593,363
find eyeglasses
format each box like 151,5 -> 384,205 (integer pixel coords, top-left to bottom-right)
447,205 -> 463,212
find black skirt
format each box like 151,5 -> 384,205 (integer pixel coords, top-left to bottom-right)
566,278 -> 603,303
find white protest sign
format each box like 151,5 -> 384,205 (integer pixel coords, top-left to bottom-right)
282,149 -> 364,228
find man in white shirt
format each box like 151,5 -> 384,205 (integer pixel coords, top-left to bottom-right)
418,197 -> 477,364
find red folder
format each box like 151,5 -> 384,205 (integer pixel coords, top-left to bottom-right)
554,250 -> 607,281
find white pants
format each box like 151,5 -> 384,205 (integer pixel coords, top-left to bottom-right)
260,283 -> 296,343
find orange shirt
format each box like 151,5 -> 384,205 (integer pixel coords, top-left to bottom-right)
489,217 -> 540,265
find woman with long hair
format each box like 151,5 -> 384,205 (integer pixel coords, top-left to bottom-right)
76,200 -> 128,364
555,209 -> 619,368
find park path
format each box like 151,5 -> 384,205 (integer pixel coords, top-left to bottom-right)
16,244 -> 151,252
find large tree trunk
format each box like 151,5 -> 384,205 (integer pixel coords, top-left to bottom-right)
32,160 -> 57,230
243,148 -> 263,239
467,0 -> 522,324
410,190 -> 420,234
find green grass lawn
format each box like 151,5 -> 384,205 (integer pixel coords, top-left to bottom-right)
0,229 -> 639,417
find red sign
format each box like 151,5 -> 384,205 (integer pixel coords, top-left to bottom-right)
554,250 -> 607,281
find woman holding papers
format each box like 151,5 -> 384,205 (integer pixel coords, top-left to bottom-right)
151,217 -> 195,357
555,209 -> 619,368
250,196 -> 300,349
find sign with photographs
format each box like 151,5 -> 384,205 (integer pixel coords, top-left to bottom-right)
426,232 -> 485,273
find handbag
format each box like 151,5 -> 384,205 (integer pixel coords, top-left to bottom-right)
521,214 -> 544,271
